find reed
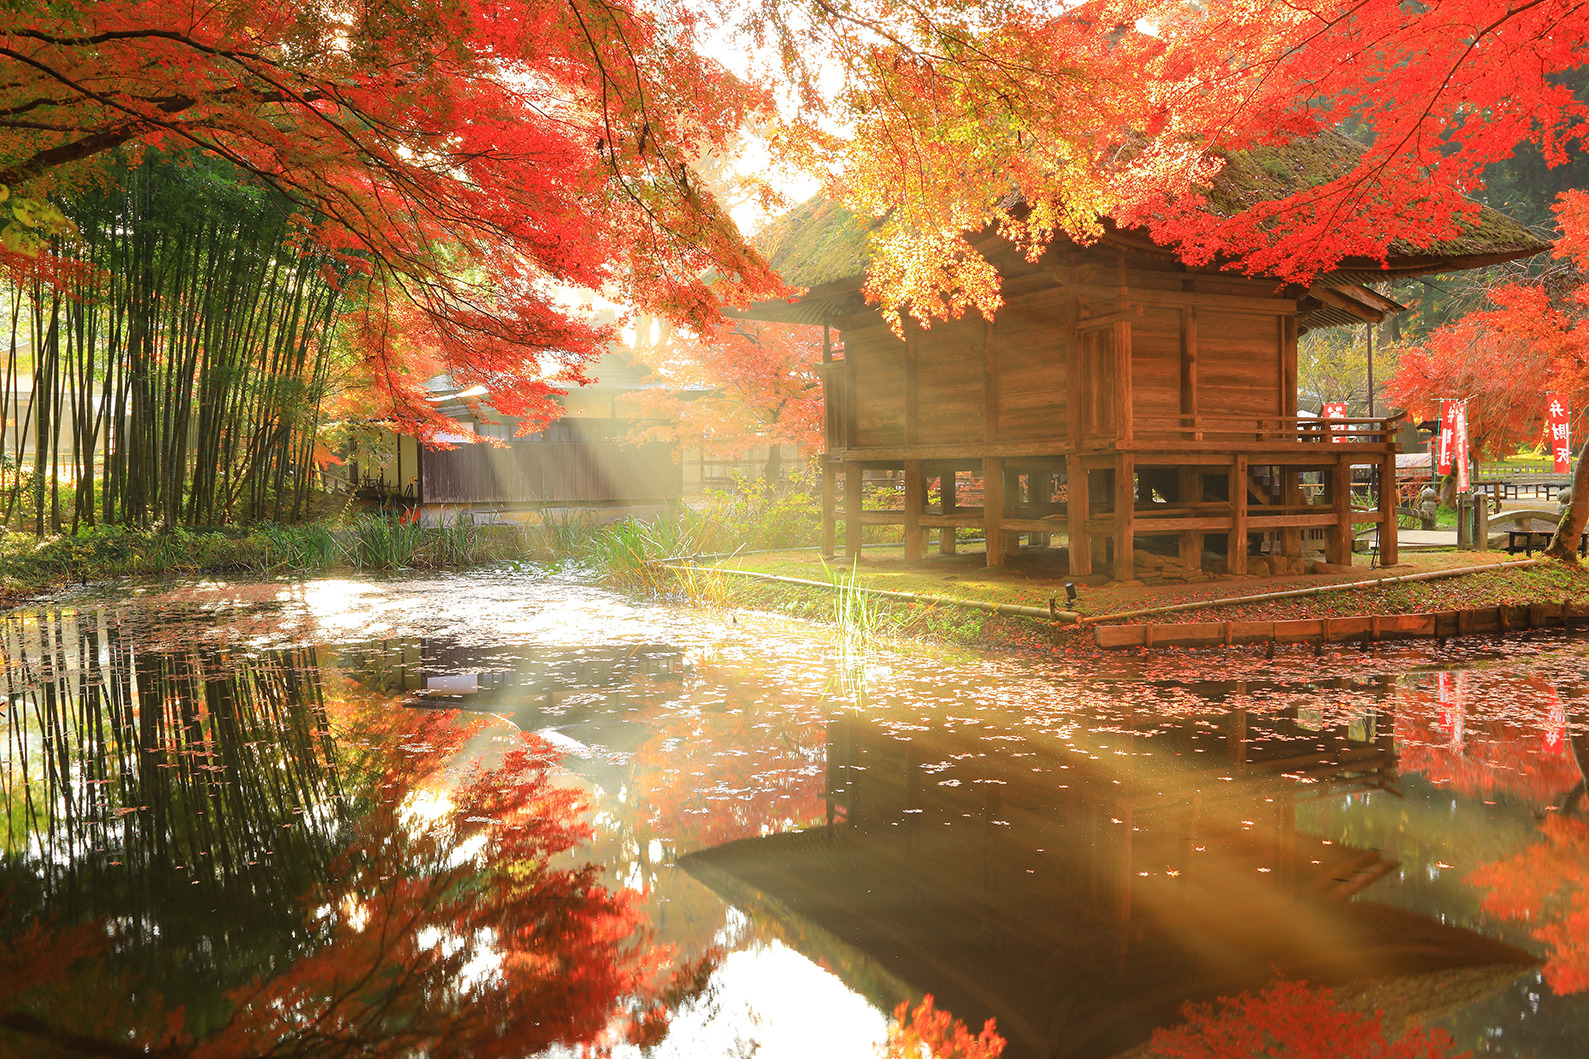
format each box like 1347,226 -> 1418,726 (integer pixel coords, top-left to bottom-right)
830,559 -> 890,661
343,514 -> 426,570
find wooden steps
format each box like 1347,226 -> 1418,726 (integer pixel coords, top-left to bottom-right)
1094,601 -> 1589,649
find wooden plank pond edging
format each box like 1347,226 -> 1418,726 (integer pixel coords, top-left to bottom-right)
1094,601 -> 1589,649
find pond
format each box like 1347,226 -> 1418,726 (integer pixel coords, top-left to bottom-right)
2,570 -> 1587,1057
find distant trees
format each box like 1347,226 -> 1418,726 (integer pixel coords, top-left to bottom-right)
1385,194 -> 1589,463
623,320 -> 823,485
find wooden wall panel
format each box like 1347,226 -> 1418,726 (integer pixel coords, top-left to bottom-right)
1130,305 -> 1183,422
993,302 -> 1068,442
421,440 -> 681,504
850,332 -> 907,446
914,317 -> 985,445
1197,310 -> 1283,417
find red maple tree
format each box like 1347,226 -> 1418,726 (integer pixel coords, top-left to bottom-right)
737,0 -> 1587,326
0,1 -> 784,436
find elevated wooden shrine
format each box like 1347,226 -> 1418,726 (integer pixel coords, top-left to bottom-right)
745,134 -> 1547,579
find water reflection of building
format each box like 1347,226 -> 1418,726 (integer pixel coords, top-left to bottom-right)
685,706 -> 1536,1059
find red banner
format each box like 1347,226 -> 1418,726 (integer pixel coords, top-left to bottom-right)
1548,392 -> 1572,475
1437,400 -> 1454,475
1452,401 -> 1470,492
1322,401 -> 1349,443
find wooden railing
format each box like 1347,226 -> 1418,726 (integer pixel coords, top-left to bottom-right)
1133,413 -> 1404,445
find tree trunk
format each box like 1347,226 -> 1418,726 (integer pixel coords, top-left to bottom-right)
1545,437 -> 1589,560
763,443 -> 783,488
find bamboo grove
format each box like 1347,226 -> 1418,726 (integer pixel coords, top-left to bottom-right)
1,152 -> 350,532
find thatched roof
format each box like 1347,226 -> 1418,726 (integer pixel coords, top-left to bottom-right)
751,131 -> 1550,307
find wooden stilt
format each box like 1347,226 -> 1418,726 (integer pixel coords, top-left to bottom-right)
1281,465 -> 1302,559
1113,453 -> 1135,582
1227,455 -> 1248,575
1177,465 -> 1202,569
1066,454 -> 1091,576
1379,452 -> 1399,565
1003,465 -> 1022,556
939,469 -> 958,555
984,456 -> 1006,568
845,462 -> 863,559
821,461 -> 836,559
1328,457 -> 1352,565
903,459 -> 925,563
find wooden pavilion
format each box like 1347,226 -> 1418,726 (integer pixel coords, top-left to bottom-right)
744,133 -> 1548,578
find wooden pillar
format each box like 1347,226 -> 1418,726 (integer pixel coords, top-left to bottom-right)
1115,254 -> 1133,443
904,329 -> 919,446
1227,456 -> 1248,575
982,319 -> 999,447
1327,456 -> 1352,565
821,461 -> 836,559
983,457 -> 1005,568
1066,454 -> 1091,576
1177,465 -> 1202,569
1280,316 -> 1299,418
1378,451 -> 1399,565
903,459 -> 925,563
1113,453 -> 1135,582
940,470 -> 957,555
1180,307 -> 1198,440
845,462 -> 863,559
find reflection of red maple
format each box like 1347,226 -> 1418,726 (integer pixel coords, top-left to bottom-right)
880,995 -> 1004,1059
1,702 -> 694,1058
629,668 -> 827,851
1148,980 -> 1459,1059
1471,815 -> 1589,996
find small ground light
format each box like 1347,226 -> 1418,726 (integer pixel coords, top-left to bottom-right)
1064,582 -> 1078,603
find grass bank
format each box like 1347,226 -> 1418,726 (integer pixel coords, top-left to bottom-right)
0,516 -> 555,603
0,477 -> 853,607
675,546 -> 1589,654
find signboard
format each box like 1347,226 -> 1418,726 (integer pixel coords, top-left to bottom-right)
1548,392 -> 1572,475
1322,401 -> 1349,443
1436,400 -> 1452,475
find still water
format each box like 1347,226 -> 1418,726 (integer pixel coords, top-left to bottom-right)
2,570 -> 1587,1057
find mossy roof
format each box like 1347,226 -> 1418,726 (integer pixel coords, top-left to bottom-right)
753,195 -> 879,290
757,131 -> 1549,291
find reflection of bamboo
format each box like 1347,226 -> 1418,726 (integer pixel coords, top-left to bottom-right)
1,606 -> 348,987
